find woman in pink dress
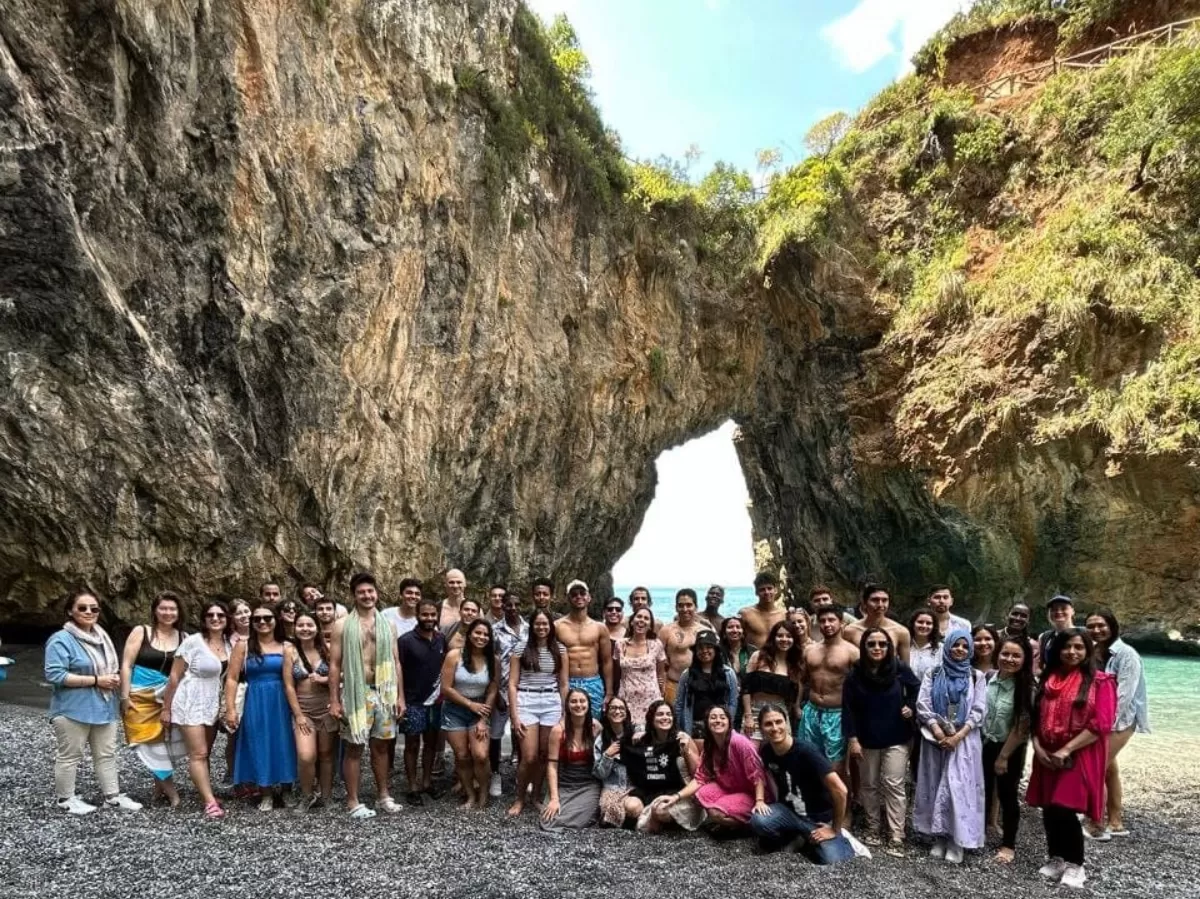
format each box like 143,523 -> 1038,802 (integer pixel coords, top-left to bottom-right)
615,608 -> 666,732
1026,627 -> 1116,891
659,705 -> 771,833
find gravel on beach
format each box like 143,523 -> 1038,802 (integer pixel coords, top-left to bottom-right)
1,701 -> 1197,899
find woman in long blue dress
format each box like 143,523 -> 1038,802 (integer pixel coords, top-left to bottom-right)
914,628 -> 988,863
224,604 -> 296,810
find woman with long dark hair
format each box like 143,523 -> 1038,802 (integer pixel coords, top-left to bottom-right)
1027,628 -> 1116,888
675,630 -> 739,740
907,609 -> 941,778
120,591 -> 187,806
441,619 -> 500,809
508,609 -> 568,817
1084,609 -> 1150,840
842,627 -> 919,855
539,688 -> 602,831
914,629 -> 987,863
224,603 -> 296,810
615,607 -> 666,733
982,635 -> 1033,863
161,600 -> 231,818
660,705 -> 767,834
44,590 -> 142,814
741,621 -> 802,742
595,697 -> 634,826
972,625 -> 999,677
282,610 -> 335,811
720,616 -> 753,731
622,700 -> 702,832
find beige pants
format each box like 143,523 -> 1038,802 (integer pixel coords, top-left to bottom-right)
862,744 -> 910,840
52,717 -> 119,800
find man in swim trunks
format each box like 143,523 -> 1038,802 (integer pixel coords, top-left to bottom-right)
842,584 -> 911,663
659,589 -> 715,705
328,572 -> 405,818
554,579 -> 612,718
801,606 -> 859,777
629,586 -> 652,613
532,577 -> 555,615
739,572 -> 787,651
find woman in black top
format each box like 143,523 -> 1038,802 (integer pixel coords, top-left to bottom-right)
842,627 -> 919,854
620,700 -> 700,831
741,621 -> 802,741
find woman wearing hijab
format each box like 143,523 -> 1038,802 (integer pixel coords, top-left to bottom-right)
842,627 -> 919,854
1026,628 -> 1116,889
44,590 -> 142,814
914,628 -> 988,863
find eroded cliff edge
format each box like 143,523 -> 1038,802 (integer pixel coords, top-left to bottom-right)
1,0 -> 1197,643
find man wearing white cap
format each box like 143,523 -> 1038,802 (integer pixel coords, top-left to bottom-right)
554,580 -> 612,719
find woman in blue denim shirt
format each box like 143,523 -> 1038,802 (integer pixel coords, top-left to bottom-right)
44,590 -> 142,815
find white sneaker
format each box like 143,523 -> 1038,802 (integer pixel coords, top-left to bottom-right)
1060,864 -> 1087,889
944,842 -> 964,864
489,774 -> 502,798
104,794 -> 143,811
1039,858 -> 1067,878
929,839 -> 946,859
257,794 -> 275,812
58,796 -> 97,815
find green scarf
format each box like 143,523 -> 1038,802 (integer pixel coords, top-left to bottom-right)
341,610 -> 397,744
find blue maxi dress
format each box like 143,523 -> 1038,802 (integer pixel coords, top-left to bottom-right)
233,653 -> 297,787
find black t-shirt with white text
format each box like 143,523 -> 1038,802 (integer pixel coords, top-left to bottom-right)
759,739 -> 835,823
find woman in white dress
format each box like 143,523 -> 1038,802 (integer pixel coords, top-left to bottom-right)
162,600 -> 231,818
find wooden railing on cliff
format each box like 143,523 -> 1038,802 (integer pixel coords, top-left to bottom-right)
869,16 -> 1200,127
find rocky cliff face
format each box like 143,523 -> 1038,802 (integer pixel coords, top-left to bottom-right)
1,0 -> 1197,644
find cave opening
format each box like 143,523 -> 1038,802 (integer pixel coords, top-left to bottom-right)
612,420 -> 756,606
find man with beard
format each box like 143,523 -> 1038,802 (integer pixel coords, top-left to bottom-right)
801,606 -> 859,776
397,599 -> 448,804
554,580 -> 612,719
603,597 -> 627,643
927,584 -> 971,638
659,589 -> 715,705
842,584 -> 911,663
328,572 -> 404,818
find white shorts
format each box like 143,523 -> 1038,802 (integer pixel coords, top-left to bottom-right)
516,689 -> 562,727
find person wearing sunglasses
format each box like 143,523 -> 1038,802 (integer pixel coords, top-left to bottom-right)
44,590 -> 142,814
602,598 -> 626,645
161,601 -> 231,818
275,600 -> 300,641
225,603 -> 296,810
842,627 -> 919,855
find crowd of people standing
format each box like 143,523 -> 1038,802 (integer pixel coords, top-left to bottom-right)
43,571 -> 1150,887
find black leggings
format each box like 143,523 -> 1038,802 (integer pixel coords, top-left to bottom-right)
982,740 -> 1027,850
1043,804 -> 1084,865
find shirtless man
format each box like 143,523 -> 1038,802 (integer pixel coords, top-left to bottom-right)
440,569 -> 467,635
739,572 -> 787,650
801,606 -> 859,775
927,584 -> 971,638
700,585 -> 726,632
328,572 -> 405,818
602,597 -> 626,643
842,584 -> 911,664
553,580 -> 612,719
658,589 -> 715,705
629,587 -> 652,613
532,578 -> 555,615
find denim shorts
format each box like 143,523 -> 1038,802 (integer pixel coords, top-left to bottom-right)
442,700 -> 485,732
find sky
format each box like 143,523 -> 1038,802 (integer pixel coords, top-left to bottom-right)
523,0 -> 972,587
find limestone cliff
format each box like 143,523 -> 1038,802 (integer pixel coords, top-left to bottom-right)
1,0 -> 1198,646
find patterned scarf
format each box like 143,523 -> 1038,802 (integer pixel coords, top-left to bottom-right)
931,628 -> 974,725
63,621 -> 119,699
341,610 -> 397,744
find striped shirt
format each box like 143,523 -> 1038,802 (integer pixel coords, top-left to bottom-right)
512,639 -> 565,691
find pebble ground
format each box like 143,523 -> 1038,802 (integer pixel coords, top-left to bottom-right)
1,701 -> 1196,899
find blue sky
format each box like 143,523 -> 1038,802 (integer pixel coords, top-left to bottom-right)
528,0 -> 969,176
521,1 -> 971,587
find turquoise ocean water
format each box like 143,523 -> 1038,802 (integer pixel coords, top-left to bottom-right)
616,585 -> 1199,737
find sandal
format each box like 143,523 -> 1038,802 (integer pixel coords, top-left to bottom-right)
995,848 -> 1015,864
204,801 -> 225,820
348,803 -> 377,820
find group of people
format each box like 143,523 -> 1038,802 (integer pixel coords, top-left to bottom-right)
43,572 -> 1150,886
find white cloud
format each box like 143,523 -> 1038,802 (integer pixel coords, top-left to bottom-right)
822,0 -> 972,74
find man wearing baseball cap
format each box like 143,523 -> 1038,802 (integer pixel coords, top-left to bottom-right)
1038,595 -> 1076,664
553,580 -> 612,719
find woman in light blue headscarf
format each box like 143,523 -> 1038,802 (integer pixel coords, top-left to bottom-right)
914,628 -> 988,863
